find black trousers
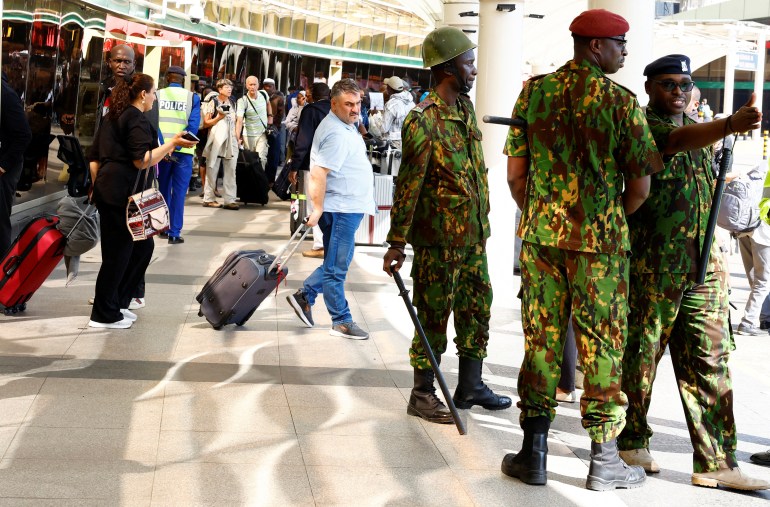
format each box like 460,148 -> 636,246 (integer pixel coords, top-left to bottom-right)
0,161 -> 23,256
90,202 -> 154,323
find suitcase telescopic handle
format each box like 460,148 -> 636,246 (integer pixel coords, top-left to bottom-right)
267,218 -> 311,274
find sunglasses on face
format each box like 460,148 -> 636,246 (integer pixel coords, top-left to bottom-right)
654,80 -> 695,92
604,37 -> 627,49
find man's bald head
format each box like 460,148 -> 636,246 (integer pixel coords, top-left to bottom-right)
109,44 -> 135,81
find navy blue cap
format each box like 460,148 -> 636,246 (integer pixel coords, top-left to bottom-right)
166,66 -> 187,77
644,54 -> 691,76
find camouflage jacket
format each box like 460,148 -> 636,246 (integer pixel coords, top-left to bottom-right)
387,91 -> 489,247
504,60 -> 662,254
628,108 -> 725,274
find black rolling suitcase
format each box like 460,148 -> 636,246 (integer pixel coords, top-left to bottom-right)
196,224 -> 310,329
236,149 -> 270,206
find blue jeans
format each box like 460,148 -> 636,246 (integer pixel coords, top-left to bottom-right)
303,212 -> 363,325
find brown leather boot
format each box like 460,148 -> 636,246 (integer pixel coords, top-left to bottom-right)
407,367 -> 453,424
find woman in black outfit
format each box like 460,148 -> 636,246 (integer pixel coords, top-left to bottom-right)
88,73 -> 196,329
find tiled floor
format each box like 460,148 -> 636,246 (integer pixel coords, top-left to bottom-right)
2,145 -> 770,505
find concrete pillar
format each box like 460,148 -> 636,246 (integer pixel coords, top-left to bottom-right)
724,28 -> 736,114
443,0 -> 480,104
475,0 -> 524,305
476,0 -> 523,142
589,0 -> 655,100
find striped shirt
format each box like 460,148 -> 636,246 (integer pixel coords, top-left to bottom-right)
236,91 -> 268,137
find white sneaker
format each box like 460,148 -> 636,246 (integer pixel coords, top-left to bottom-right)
120,309 -> 138,321
128,298 -> 145,310
88,318 -> 133,329
88,297 -> 94,305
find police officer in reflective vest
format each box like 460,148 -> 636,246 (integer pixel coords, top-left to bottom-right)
157,66 -> 201,244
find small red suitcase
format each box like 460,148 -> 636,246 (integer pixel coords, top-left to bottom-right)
0,216 -> 66,313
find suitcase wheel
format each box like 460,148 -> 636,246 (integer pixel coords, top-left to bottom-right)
198,309 -> 203,317
236,320 -> 245,326
3,303 -> 25,315
213,325 -> 222,330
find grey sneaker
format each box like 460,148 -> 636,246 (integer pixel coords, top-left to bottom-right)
330,321 -> 369,340
287,290 -> 314,327
736,324 -> 767,336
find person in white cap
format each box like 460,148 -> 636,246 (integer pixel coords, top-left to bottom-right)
376,76 -> 414,150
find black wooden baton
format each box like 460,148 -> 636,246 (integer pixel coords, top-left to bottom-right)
390,267 -> 466,435
482,115 -> 527,128
696,136 -> 736,284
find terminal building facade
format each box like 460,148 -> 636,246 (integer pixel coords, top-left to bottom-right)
1,0 -> 433,211
2,0 -> 770,213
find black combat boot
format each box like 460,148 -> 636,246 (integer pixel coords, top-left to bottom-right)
501,416 -> 550,485
452,357 -> 512,410
585,439 -> 646,491
407,365 -> 454,424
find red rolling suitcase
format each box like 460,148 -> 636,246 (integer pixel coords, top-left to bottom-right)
196,224 -> 310,329
0,216 -> 66,314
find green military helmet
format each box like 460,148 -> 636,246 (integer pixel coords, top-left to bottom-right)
421,26 -> 477,69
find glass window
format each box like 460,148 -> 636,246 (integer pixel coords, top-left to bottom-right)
53,21 -> 84,137
291,18 -> 306,41
304,17 -> 319,43
358,28 -> 373,52
1,20 -> 31,96
194,38 -> 216,90
345,25 -> 361,49
278,9 -> 292,38
332,23 -> 345,48
317,19 -> 334,45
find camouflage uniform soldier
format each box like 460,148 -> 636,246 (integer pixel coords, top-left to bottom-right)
383,26 -> 512,425
500,9 -> 664,491
618,54 -> 769,491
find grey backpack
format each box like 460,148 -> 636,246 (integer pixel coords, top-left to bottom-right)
717,164 -> 767,234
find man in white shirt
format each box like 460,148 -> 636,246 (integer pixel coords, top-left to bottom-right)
286,79 -> 375,340
376,76 -> 415,150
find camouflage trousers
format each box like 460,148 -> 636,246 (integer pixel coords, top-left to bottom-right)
518,242 -> 628,443
618,270 -> 736,473
409,243 -> 492,369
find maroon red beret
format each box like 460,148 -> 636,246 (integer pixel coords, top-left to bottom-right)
569,9 -> 629,38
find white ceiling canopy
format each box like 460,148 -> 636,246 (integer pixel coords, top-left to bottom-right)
391,0 -> 769,75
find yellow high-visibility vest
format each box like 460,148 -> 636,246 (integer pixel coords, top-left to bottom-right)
157,86 -> 194,155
